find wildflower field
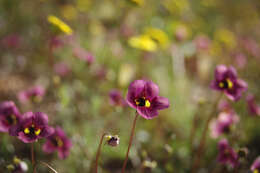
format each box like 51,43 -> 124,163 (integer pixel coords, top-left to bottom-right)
1,0 -> 260,172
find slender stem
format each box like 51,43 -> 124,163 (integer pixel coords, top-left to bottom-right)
121,111 -> 138,173
31,143 -> 36,173
191,94 -> 222,173
95,132 -> 107,173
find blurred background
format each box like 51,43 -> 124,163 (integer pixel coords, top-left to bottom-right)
0,0 -> 260,172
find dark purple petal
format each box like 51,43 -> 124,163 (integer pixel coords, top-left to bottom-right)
40,126 -> 54,138
137,107 -> 158,119
152,96 -> 170,110
215,65 -> 228,81
144,81 -> 159,100
34,112 -> 49,126
17,132 -> 37,143
42,140 -> 57,153
126,80 -> 146,108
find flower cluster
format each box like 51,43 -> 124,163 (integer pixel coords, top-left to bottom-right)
211,65 -> 247,101
0,101 -> 72,159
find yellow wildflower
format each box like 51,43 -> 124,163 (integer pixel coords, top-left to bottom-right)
214,29 -> 236,49
61,5 -> 77,21
128,35 -> 157,52
144,27 -> 169,48
47,15 -> 73,35
131,0 -> 144,6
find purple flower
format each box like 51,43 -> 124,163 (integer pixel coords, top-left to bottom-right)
9,112 -> 54,143
210,111 -> 239,138
251,157 -> 260,173
17,86 -> 45,103
0,101 -> 21,132
73,47 -> 94,65
126,80 -> 169,119
194,35 -> 211,51
1,34 -> 20,49
210,65 -> 247,101
109,89 -> 127,107
42,127 -> 72,159
54,62 -> 71,77
247,94 -> 260,116
217,139 -> 239,168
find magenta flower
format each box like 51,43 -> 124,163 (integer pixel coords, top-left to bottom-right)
251,157 -> 260,173
17,86 -> 45,103
126,80 -> 169,119
9,112 -> 54,143
1,34 -> 20,49
194,35 -> 211,51
210,111 -> 239,138
247,94 -> 260,116
42,127 -> 72,159
217,139 -> 239,168
54,62 -> 71,77
0,101 -> 20,133
109,89 -> 127,107
210,65 -> 247,101
73,47 -> 94,65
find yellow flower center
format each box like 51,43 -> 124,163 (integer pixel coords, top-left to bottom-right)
226,78 -> 233,89
24,124 -> 41,136
145,100 -> 151,107
219,78 -> 233,89
55,137 -> 63,147
135,97 -> 151,108
254,169 -> 259,173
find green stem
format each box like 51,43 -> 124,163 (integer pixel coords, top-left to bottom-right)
121,111 -> 138,173
95,132 -> 107,173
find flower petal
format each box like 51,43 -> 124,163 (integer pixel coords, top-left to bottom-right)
144,81 -> 159,100
152,96 -> 170,110
126,80 -> 146,108
137,107 -> 158,119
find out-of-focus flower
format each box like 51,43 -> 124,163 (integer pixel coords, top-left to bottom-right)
163,0 -> 189,15
194,35 -> 211,51
232,52 -> 247,69
49,36 -> 64,50
218,99 -> 232,112
105,135 -> 120,147
43,127 -> 72,159
60,5 -> 78,21
210,65 -> 247,101
1,34 -> 20,49
118,64 -> 135,87
246,94 -> 260,116
126,80 -> 169,119
217,139 -> 239,168
174,24 -> 189,41
142,160 -> 157,169
251,157 -> 260,173
7,157 -> 28,173
130,0 -> 144,6
0,101 -> 20,132
210,111 -> 239,138
128,35 -> 157,52
144,27 -> 169,48
241,38 -> 260,57
9,112 -> 54,143
73,47 -> 95,65
47,15 -> 73,35
54,62 -> 71,77
214,29 -> 236,49
17,86 -> 45,103
109,89 -> 127,107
